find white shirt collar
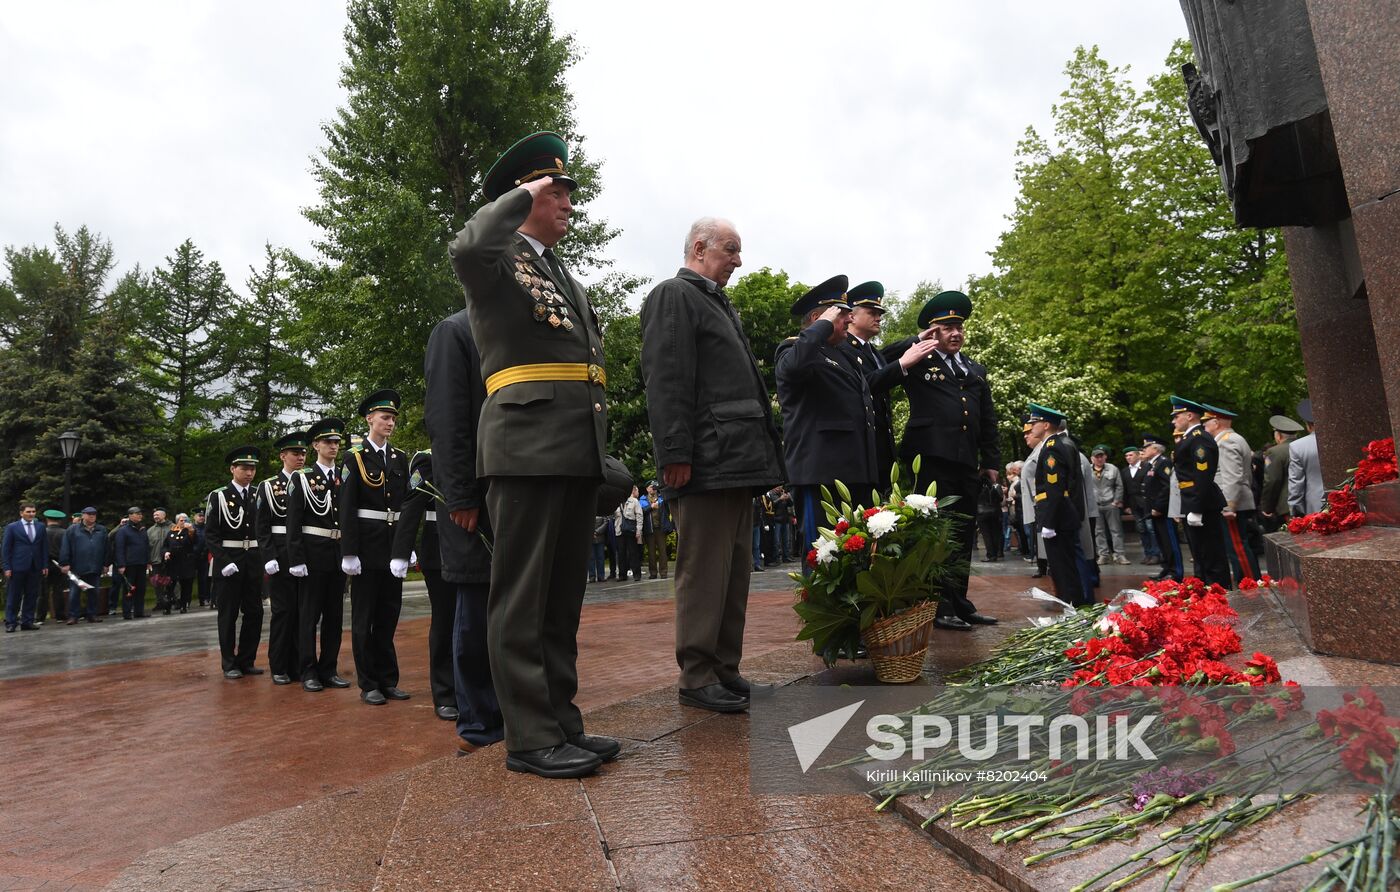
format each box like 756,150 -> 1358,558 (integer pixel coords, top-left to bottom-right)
518,232 -> 547,256
364,436 -> 387,454
936,349 -> 966,371
318,462 -> 335,477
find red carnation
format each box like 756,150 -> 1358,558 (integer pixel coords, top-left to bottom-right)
833,520 -> 850,535
805,549 -> 818,568
843,534 -> 867,552
862,507 -> 882,519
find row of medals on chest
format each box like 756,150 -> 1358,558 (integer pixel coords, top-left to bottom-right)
515,256 -> 574,332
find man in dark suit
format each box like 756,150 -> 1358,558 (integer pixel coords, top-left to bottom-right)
1028,405 -> 1088,606
206,447 -> 265,678
286,417 -> 352,693
1170,396 -> 1231,587
641,217 -> 786,714
776,275 -> 880,554
883,291 -> 1001,630
3,502 -> 49,632
423,309 -> 503,751
257,431 -> 307,685
844,281 -> 939,494
340,390 -> 411,706
40,510 -> 68,623
1141,435 -> 1183,581
447,132 -> 616,778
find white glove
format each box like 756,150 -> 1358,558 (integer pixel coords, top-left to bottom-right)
410,550 -> 417,566
220,562 -> 239,577
1186,512 -> 1204,527
264,559 -> 280,576
341,555 -> 362,576
389,558 -> 409,579
1040,528 -> 1057,540
289,564 -> 309,578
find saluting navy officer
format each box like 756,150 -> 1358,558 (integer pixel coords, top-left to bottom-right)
339,390 -> 412,706
447,132 -> 617,779
1170,396 -> 1231,587
391,450 -> 459,722
775,275 -> 880,555
844,280 -> 939,494
883,290 -> 1001,630
257,431 -> 307,685
206,446 -> 266,679
1027,404 -> 1088,606
286,417 -> 352,693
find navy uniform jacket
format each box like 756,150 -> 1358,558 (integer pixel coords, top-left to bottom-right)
391,451 -> 441,573
447,187 -> 607,480
339,442 -> 409,569
255,470 -> 295,567
286,463 -> 341,573
846,334 -> 903,481
885,341 -> 1001,474
775,320 -> 879,487
1034,432 -> 1084,533
1173,425 -> 1226,514
204,483 -> 260,569
1143,454 -> 1173,516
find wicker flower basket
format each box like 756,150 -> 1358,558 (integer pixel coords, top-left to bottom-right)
861,599 -> 939,683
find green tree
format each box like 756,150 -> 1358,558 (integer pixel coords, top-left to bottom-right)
725,267 -> 808,395
294,0 -> 625,429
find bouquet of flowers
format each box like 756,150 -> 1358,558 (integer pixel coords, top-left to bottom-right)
793,458 -> 963,665
1289,437 -> 1396,535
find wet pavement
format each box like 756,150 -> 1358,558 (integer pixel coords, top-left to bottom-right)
2,542 -> 1179,891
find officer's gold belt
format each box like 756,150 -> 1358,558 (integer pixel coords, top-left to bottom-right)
485,362 -> 606,396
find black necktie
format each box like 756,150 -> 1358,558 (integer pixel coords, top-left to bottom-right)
543,248 -> 568,290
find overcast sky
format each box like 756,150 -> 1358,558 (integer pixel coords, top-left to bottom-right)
1,1 -> 1188,305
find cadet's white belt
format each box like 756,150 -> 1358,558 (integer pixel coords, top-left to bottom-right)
270,525 -> 287,535
303,527 -> 341,540
220,539 -> 256,549
357,509 -> 399,523
425,510 -> 437,522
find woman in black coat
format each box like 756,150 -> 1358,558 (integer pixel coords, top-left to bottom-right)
162,514 -> 199,614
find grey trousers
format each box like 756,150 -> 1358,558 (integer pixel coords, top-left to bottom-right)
1093,503 -> 1126,557
671,488 -> 752,690
485,475 -> 597,752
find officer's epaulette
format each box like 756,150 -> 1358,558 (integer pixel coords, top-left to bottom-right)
295,467 -> 314,474
348,444 -> 364,453
259,475 -> 280,485
1045,438 -> 1056,447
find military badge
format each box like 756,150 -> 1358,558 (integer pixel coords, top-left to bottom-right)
533,303 -> 548,320
561,318 -> 574,331
548,314 -> 561,327
1195,446 -> 1207,458
1046,456 -> 1057,469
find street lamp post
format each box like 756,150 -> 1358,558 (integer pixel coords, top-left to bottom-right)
58,430 -> 80,518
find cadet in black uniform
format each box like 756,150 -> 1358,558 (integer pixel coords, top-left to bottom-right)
883,291 -> 1001,629
257,431 -> 307,685
339,390 -> 411,706
1028,404 -> 1088,606
776,275 -> 880,555
287,417 -> 351,693
1170,396 -> 1230,587
1140,435 -> 1183,581
391,450 -> 459,722
206,446 -> 265,679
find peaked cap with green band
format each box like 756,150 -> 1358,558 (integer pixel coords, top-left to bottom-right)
1170,395 -> 1207,416
225,445 -> 261,466
275,431 -> 309,452
790,274 -> 850,317
1026,402 -> 1066,425
1200,403 -> 1237,420
917,290 -> 973,328
309,416 -> 346,442
847,280 -> 885,310
358,389 -> 400,417
482,131 -> 579,202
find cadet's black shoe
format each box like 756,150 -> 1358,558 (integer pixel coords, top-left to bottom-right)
963,613 -> 999,625
679,683 -> 749,713
272,674 -> 293,685
506,743 -> 602,778
566,732 -> 621,762
302,677 -> 324,692
720,676 -> 777,697
435,705 -> 459,721
242,666 -> 265,676
383,687 -> 411,701
324,675 -> 351,688
361,689 -> 387,705
223,668 -> 243,679
934,616 -> 974,631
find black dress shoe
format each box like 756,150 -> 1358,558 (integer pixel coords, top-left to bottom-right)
679,683 -> 749,713
272,674 -> 293,685
323,675 -> 351,688
302,677 -> 324,692
435,704 -> 459,721
720,676 -> 776,697
20,624 -> 40,631
383,687 -> 411,701
1030,572 -> 1046,579
963,613 -> 999,625
934,616 -> 974,631
566,732 -> 621,761
361,689 -> 387,705
223,668 -> 244,679
506,743 -> 602,778
242,667 -> 265,676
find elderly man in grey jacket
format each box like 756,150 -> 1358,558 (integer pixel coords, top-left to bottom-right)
640,217 -> 786,715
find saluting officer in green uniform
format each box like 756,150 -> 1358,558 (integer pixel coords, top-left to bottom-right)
256,430 -> 307,685
1170,396 -> 1231,587
448,132 -> 617,779
287,417 -> 352,693
206,446 -> 265,679
339,390 -> 412,706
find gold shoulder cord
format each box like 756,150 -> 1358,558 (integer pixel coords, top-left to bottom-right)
353,449 -> 384,489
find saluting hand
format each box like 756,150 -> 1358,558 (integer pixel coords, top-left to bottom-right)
917,325 -> 943,349
897,336 -> 939,370
817,306 -> 845,325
